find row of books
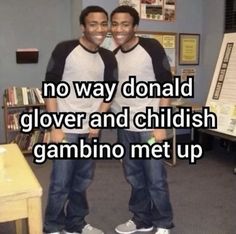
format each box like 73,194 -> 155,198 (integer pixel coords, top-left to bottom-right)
10,131 -> 50,152
6,108 -> 44,130
5,87 -> 45,106
6,112 -> 20,130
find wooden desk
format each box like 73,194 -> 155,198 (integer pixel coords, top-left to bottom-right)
174,102 -> 202,141
0,144 -> 43,234
168,102 -> 202,166
199,129 -> 236,142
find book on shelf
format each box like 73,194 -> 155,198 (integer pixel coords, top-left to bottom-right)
5,87 -> 45,106
10,130 -> 50,152
3,86 -> 48,154
7,112 -> 20,130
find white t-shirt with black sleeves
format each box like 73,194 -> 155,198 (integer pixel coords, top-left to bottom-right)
112,37 -> 172,131
45,40 -> 118,133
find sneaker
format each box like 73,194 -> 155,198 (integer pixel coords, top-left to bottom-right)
155,228 -> 170,234
115,220 -> 153,234
81,224 -> 104,234
64,224 -> 104,234
63,231 -> 79,234
45,232 -> 60,234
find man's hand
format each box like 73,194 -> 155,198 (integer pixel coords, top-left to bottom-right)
153,129 -> 167,143
50,128 -> 65,143
88,128 -> 100,139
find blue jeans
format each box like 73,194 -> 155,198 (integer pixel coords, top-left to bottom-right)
43,133 -> 95,233
118,129 -> 174,229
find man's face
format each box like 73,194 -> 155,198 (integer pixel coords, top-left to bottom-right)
111,13 -> 137,47
82,12 -> 108,46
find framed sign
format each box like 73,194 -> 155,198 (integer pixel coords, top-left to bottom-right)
119,0 -> 176,22
179,33 -> 200,65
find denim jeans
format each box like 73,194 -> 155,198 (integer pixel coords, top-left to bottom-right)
118,129 -> 174,229
43,133 -> 95,233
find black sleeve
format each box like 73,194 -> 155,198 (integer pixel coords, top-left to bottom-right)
45,40 -> 79,83
139,37 -> 172,84
99,47 -> 118,82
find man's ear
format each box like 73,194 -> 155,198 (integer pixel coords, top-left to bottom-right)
80,24 -> 85,33
134,25 -> 138,32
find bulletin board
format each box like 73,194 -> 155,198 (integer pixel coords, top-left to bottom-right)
118,0 -> 176,22
206,33 -> 236,137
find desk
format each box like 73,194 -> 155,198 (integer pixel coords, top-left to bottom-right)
198,129 -> 236,174
167,102 -> 202,166
0,144 -> 43,234
174,102 -> 202,141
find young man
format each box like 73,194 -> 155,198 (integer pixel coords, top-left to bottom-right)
110,5 -> 174,234
43,6 -> 117,234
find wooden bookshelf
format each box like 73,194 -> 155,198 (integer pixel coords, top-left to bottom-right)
2,87 -> 49,155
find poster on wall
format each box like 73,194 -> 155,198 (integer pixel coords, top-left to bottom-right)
119,0 -> 176,21
206,33 -> 236,137
179,34 -> 200,65
181,68 -> 196,81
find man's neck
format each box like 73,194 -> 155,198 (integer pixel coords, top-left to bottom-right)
79,36 -> 98,52
121,36 -> 139,51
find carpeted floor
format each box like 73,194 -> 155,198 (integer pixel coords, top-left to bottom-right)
0,132 -> 236,234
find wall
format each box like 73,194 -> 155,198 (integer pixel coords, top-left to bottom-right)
201,0 -> 225,103
0,0 -> 72,143
83,0 -> 203,32
71,0 -> 83,38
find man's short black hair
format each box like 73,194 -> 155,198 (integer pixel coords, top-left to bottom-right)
80,6 -> 108,26
110,5 -> 140,26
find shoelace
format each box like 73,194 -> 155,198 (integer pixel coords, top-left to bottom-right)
83,224 -> 93,231
126,220 -> 135,227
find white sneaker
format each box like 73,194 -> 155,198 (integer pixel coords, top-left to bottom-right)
81,224 -> 104,234
46,232 -> 60,234
64,224 -> 104,234
63,231 -> 79,234
115,220 -> 153,234
155,228 -> 170,234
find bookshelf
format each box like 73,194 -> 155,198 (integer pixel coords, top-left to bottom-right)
2,87 -> 50,154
